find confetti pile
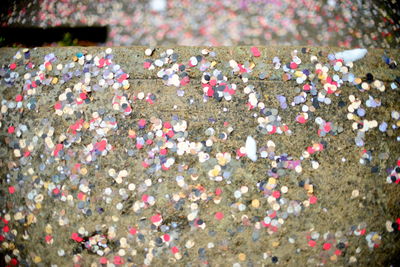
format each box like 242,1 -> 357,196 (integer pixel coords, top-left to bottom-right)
0,46 -> 399,266
1,0 -> 400,48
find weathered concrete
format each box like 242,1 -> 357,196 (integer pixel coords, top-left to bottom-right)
0,47 -> 399,266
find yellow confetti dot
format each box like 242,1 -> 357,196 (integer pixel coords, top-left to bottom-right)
33,256 -> 42,263
83,121 -> 90,129
217,157 -> 227,166
238,253 -> 246,261
251,199 -> 260,208
80,168 -> 88,175
45,224 -> 53,234
294,71 -> 303,77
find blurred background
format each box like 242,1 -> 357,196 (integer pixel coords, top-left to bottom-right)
0,0 -> 399,48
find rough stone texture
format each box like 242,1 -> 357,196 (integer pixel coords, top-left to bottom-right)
0,47 -> 399,266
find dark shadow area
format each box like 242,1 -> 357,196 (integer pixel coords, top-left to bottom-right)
0,26 -> 108,47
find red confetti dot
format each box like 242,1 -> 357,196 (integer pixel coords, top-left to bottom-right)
215,212 -> 224,220
7,126 -> 15,134
166,130 -> 174,138
99,257 -> 108,264
71,232 -> 83,242
3,225 -> 10,233
324,123 -> 331,132
318,143 -> 324,151
129,227 -> 137,235
54,102 -> 62,110
45,235 -> 53,243
323,243 -> 332,250
163,122 -> 171,129
141,194 -> 149,202
15,94 -> 23,102
77,192 -> 85,200
113,256 -> 123,265
163,234 -> 170,242
9,258 -> 18,266
207,87 -> 214,97
9,63 -> 16,70
272,190 -> 281,199
8,186 -> 15,194
308,240 -> 316,247
290,62 -> 298,69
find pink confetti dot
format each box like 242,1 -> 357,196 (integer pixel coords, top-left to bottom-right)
151,214 -> 162,223
215,212 -> 224,220
250,46 -> 261,57
9,63 -> 16,70
308,240 -> 316,247
143,61 -> 151,69
296,116 -> 307,124
138,119 -> 147,128
307,147 -> 315,154
215,188 -> 222,196
171,246 -> 179,254
99,257 -> 108,264
160,148 -> 167,155
309,195 -> 318,204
